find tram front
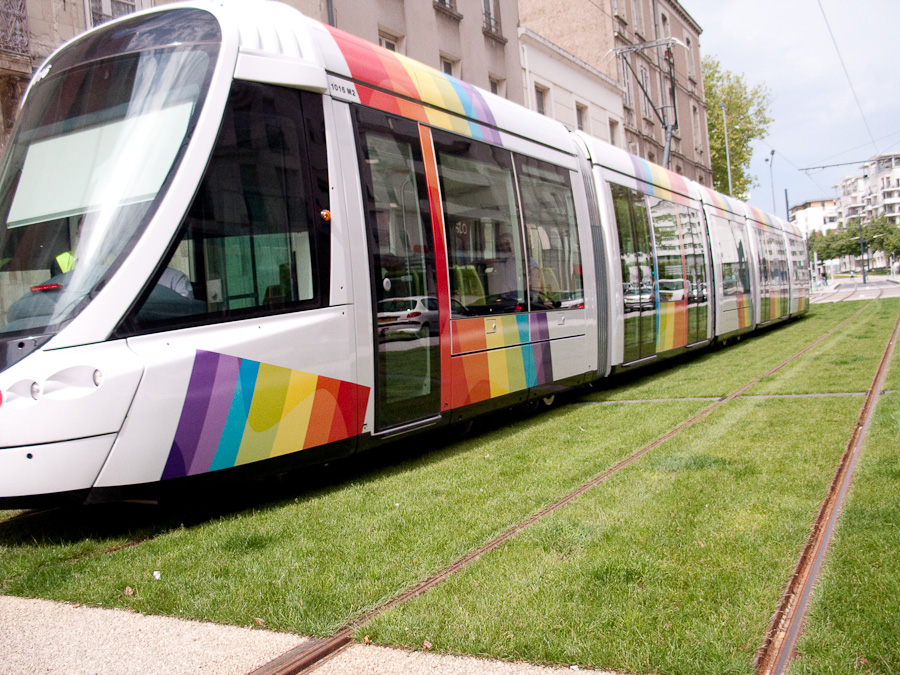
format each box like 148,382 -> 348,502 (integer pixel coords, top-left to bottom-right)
0,7 -> 227,503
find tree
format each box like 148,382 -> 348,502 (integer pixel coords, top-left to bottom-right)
863,215 -> 900,258
703,56 -> 772,200
808,225 -> 859,262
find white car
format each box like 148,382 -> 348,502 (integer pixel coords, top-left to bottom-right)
377,296 -> 439,340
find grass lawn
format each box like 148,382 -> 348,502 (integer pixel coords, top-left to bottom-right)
788,392 -> 900,674
361,397 -> 864,675
584,301 -> 870,402
749,298 -> 900,396
0,400 -> 705,636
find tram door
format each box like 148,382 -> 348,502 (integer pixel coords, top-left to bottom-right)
355,108 -> 441,431
612,184 -> 656,363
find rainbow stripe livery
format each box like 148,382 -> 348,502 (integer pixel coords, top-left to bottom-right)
325,26 -> 502,145
630,156 -> 693,206
162,351 -> 369,480
449,314 -> 553,406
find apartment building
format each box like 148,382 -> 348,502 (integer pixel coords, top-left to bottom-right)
789,199 -> 838,236
518,27 -> 625,146
861,153 -> 900,227
325,0 -> 524,104
519,0 -> 712,185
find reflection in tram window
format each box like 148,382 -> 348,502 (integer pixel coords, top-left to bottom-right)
434,132 -> 525,316
356,108 -> 440,430
515,155 -> 583,311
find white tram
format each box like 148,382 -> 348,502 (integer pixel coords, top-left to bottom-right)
0,1 -> 809,505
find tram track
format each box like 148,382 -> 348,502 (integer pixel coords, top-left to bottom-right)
754,307 -> 900,675
250,308 -> 871,675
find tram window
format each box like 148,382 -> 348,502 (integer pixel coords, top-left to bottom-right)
514,155 -> 583,310
712,216 -> 739,296
120,82 -> 329,334
648,196 -> 684,302
433,131 -> 525,316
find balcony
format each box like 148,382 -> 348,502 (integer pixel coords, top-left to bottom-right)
1,0 -> 28,58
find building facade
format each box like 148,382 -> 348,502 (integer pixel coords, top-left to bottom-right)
789,199 -> 838,236
860,153 -> 900,227
322,0 -> 524,104
835,155 -> 900,228
519,0 -> 712,185
518,27 -> 624,146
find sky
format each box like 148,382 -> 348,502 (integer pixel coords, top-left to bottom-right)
682,0 -> 900,220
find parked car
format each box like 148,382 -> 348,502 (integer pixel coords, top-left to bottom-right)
377,296 -> 439,340
658,279 -> 688,302
624,283 -> 654,312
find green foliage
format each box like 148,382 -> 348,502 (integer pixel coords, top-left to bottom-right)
809,216 -> 900,262
703,56 -> 772,199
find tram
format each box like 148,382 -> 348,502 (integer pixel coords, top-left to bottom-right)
0,1 -> 809,506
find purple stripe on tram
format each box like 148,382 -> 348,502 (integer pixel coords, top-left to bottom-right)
162,350 -> 221,480
187,352 -> 242,476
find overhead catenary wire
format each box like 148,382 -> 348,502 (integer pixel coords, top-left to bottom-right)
817,0 -> 879,154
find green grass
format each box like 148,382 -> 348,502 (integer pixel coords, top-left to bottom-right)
788,393 -> 900,675
1,400 -> 705,635
749,299 -> 900,396
362,397 -> 864,675
584,301 -> 869,401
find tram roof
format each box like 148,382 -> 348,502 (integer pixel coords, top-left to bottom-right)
215,0 -> 574,153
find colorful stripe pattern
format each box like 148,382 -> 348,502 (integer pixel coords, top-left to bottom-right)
325,26 -> 502,145
746,204 -> 775,227
162,351 -> 369,480
696,185 -> 742,217
629,156 -> 693,206
736,293 -> 752,328
657,298 -> 688,351
449,314 -> 553,406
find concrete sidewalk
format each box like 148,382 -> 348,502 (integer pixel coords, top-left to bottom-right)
1,595 -> 611,675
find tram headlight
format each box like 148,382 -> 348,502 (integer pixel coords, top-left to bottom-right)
93,369 -> 103,387
30,382 -> 41,400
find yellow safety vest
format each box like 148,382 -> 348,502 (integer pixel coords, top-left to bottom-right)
56,251 -> 76,273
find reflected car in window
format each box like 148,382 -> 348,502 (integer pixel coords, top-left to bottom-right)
377,296 -> 440,340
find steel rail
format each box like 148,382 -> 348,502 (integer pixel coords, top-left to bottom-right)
251,307 -> 868,675
755,308 -> 900,675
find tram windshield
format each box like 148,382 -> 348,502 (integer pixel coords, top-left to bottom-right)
0,9 -> 220,343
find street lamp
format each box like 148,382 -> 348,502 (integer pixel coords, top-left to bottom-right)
764,149 -> 776,214
719,102 -> 733,197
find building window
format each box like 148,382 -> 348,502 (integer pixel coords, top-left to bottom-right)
691,104 -> 701,151
639,66 -> 651,118
685,37 -> 694,79
89,0 -> 151,27
1,0 -> 29,56
534,85 -> 547,115
483,0 -> 501,34
441,56 -> 458,77
576,104 -> 588,132
630,0 -> 643,34
489,77 -> 505,97
621,64 -> 633,109
379,31 -> 402,52
608,119 -> 619,147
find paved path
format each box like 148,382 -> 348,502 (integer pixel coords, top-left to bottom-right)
811,277 -> 900,303
0,595 -> 612,674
